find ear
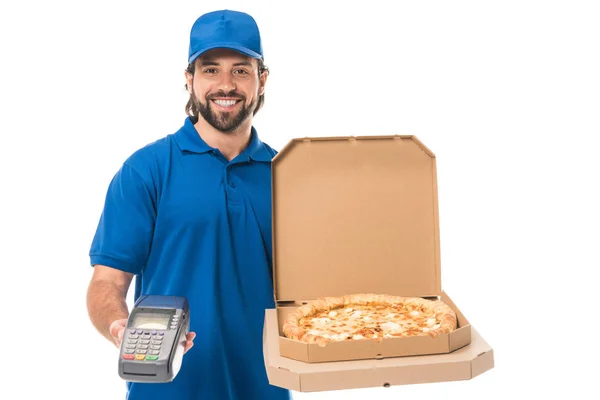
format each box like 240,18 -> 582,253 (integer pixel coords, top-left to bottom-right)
184,70 -> 194,93
259,70 -> 268,96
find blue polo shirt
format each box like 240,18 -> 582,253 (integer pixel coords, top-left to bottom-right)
89,117 -> 291,400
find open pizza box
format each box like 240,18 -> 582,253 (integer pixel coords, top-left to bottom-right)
263,135 -> 494,391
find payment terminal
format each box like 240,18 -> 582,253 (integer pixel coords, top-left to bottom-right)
118,295 -> 190,383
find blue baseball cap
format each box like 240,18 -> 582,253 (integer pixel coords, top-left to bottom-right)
188,10 -> 263,64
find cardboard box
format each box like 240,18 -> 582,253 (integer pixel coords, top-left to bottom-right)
275,292 -> 471,363
264,309 -> 494,392
264,135 -> 494,390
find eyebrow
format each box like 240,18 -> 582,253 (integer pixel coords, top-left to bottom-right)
199,60 -> 253,67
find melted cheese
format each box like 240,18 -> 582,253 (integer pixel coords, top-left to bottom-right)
332,332 -> 350,341
311,317 -> 331,327
300,300 -> 447,343
380,321 -> 402,332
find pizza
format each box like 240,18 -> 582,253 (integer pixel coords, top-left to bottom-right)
282,293 -> 457,346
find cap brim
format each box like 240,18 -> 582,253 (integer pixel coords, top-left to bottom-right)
189,43 -> 262,64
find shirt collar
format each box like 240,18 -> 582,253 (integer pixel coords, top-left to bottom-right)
173,117 -> 274,162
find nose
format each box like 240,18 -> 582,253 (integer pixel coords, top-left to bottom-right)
217,72 -> 236,93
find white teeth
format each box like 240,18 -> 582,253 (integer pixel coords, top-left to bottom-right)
214,99 -> 237,107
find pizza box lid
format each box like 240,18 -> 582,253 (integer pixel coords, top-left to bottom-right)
271,135 -> 442,302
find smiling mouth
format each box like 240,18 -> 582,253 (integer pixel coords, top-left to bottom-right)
211,99 -> 241,109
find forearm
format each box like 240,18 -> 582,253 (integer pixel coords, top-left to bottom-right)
86,279 -> 130,345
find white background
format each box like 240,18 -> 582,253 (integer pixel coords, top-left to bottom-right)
1,0 -> 599,399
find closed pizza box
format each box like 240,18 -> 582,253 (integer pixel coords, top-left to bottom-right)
263,135 -> 494,391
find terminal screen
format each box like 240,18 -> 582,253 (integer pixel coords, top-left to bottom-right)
132,313 -> 171,330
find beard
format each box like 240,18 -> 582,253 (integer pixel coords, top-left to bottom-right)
193,89 -> 257,133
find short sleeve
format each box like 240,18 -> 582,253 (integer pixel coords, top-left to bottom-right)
89,163 -> 156,274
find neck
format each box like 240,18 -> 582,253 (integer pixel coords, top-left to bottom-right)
193,117 -> 253,161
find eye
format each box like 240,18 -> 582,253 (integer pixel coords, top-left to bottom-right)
233,69 -> 249,75
203,68 -> 218,74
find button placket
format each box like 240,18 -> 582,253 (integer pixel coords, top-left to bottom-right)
224,164 -> 235,188
224,164 -> 243,204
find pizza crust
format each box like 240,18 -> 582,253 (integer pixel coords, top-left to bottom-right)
282,293 -> 457,346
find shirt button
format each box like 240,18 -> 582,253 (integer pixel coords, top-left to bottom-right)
229,181 -> 236,188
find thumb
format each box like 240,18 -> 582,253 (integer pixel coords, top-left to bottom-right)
109,319 -> 127,345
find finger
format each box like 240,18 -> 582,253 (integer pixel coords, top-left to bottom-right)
109,319 -> 127,347
117,326 -> 125,342
184,341 -> 194,353
183,332 -> 196,353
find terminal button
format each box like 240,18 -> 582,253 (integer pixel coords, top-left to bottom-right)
146,355 -> 159,361
122,354 -> 135,360
135,354 -> 146,361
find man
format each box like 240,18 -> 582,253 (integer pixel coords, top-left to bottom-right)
86,9 -> 291,400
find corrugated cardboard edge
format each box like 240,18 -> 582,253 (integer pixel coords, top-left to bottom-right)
264,310 -> 302,391
404,134 -> 442,296
279,334 -> 309,362
441,291 -> 472,351
472,348 -> 495,378
270,134 -> 435,163
428,142 -> 442,295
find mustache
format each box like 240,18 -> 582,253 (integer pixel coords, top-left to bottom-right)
207,90 -> 245,100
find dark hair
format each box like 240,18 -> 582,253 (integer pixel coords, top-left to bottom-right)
185,58 -> 269,118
